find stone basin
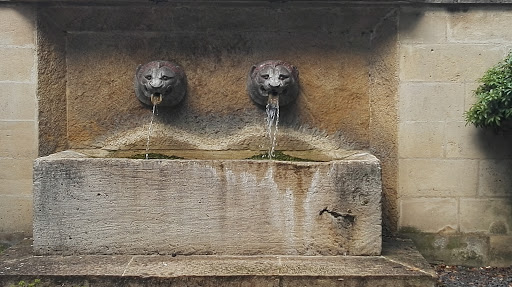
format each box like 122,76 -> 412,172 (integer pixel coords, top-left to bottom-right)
33,150 -> 382,256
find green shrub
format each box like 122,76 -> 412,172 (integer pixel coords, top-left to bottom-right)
465,51 -> 512,131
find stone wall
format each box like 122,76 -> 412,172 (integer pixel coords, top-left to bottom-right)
398,6 -> 512,266
0,5 -> 37,246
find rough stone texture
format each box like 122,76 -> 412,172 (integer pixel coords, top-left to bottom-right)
33,151 -> 382,256
0,238 -> 436,287
367,8 -> 399,236
36,8 -> 67,156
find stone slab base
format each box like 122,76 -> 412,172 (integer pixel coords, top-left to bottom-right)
33,150 -> 382,256
0,238 -> 436,287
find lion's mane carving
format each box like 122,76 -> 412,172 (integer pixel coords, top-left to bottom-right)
135,60 -> 187,107
247,60 -> 299,107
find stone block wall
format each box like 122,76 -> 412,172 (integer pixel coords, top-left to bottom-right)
398,7 -> 512,266
0,5 -> 37,245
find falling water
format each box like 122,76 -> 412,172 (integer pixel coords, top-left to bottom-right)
145,104 -> 157,159
266,94 -> 279,159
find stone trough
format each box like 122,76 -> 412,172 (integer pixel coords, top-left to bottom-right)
33,150 -> 382,256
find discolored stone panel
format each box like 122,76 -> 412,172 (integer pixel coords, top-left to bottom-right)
65,30 -> 371,149
34,5 -> 398,151
33,151 -> 382,256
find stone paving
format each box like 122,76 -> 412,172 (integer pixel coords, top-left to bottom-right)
0,238 -> 436,287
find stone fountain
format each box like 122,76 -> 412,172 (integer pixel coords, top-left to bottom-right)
0,4 -> 437,286
33,60 -> 382,257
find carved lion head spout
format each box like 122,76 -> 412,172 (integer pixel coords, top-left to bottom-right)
247,60 -> 299,107
135,60 -> 187,107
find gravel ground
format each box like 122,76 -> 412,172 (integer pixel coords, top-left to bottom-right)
436,265 -> 512,287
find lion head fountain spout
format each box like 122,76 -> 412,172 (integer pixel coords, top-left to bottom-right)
135,60 -> 187,107
247,60 -> 299,107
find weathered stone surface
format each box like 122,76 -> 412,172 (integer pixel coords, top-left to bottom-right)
403,232 -> 491,267
398,122 -> 445,158
0,121 -> 37,158
399,8 -> 448,44
35,6 -> 399,152
32,4 -> 399,242
399,198 -> 458,232
367,8 -> 399,235
0,47 -> 34,82
490,235 -> 512,266
0,238 -> 436,287
0,6 -> 35,46
0,195 -> 32,234
398,159 -> 478,198
64,30 -> 371,149
0,83 -> 37,121
478,159 -> 512,197
399,44 -> 505,82
33,151 -> 382,256
460,199 -> 512,233
36,10 -> 67,156
448,8 -> 512,44
399,82 -> 464,122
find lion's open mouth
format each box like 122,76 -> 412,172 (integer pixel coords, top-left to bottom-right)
270,88 -> 287,97
262,87 -> 283,97
150,93 -> 163,105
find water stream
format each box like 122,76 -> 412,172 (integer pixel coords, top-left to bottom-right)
265,94 -> 280,159
145,104 -> 157,159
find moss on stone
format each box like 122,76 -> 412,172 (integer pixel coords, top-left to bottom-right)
129,153 -> 184,160
247,151 -> 321,162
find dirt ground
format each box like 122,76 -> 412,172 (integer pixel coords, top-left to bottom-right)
436,265 -> 512,287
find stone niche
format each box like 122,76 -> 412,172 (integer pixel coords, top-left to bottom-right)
33,150 -> 382,256
37,3 -> 398,156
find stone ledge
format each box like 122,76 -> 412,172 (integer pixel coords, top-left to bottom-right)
0,238 -> 436,287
